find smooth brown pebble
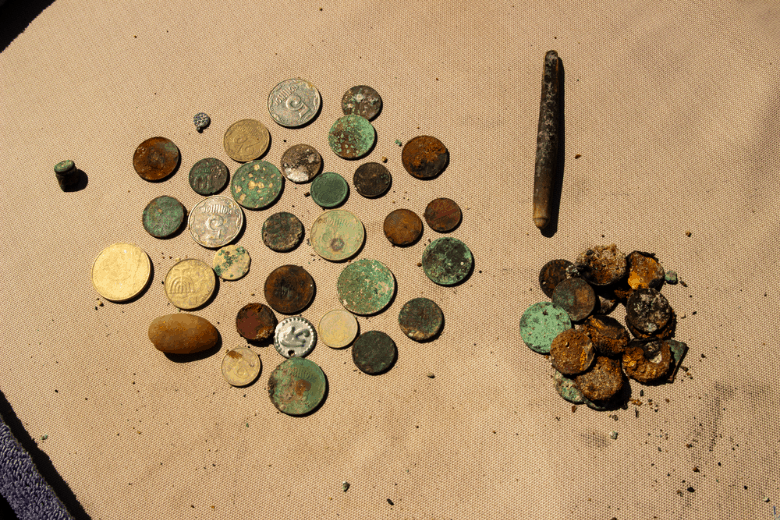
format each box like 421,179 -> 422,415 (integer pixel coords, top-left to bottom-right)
148,314 -> 219,354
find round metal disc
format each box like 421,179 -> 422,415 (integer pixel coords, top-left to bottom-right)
264,265 -> 316,315
164,259 -> 215,310
310,172 -> 349,208
268,357 -> 327,415
341,85 -> 382,120
310,209 -> 365,262
91,243 -> 151,302
188,195 -> 244,249
280,144 -> 322,183
212,245 -> 251,281
519,302 -> 571,354
553,369 -> 586,404
231,160 -> 283,210
383,209 -> 423,246
236,303 -> 278,341
274,316 -> 317,358
423,198 -> 461,233
352,331 -> 397,375
318,309 -> 359,349
262,212 -> 304,252
189,158 -> 229,195
221,347 -> 261,387
539,259 -> 575,298
223,119 -> 270,163
268,78 -> 321,128
328,115 -> 375,159
142,196 -> 185,238
133,137 -> 180,181
551,277 -> 597,322
353,162 -> 391,198
401,136 -> 448,179
398,298 -> 443,341
337,259 -> 395,315
421,237 -> 473,286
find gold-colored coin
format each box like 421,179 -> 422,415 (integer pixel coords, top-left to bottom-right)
221,347 -> 261,387
164,259 -> 215,310
310,209 -> 365,262
91,243 -> 151,302
223,119 -> 270,163
318,309 -> 359,349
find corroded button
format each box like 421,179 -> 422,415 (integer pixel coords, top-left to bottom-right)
164,259 -> 215,310
383,209 -> 423,246
148,314 -> 219,354
353,162 -> 391,198
91,243 -> 151,302
318,309 -> 359,349
519,302 -> 571,354
221,347 -> 261,387
231,160 -> 283,210
280,144 -> 322,183
423,198 -> 461,233
268,78 -> 321,128
188,195 -> 244,249
574,244 -> 627,286
574,356 -> 624,401
341,85 -> 382,121
268,357 -> 327,416
626,251 -> 665,291
581,315 -> 630,356
421,237 -> 473,286
274,316 -> 317,358
212,245 -> 251,281
262,212 -> 304,252
310,172 -> 349,208
223,119 -> 270,162
133,137 -> 179,181
142,196 -> 185,238
625,288 -> 672,335
189,158 -> 228,196
264,265 -> 315,314
401,136 -> 448,179
622,339 -> 672,383
337,259 -> 395,315
551,278 -> 596,322
553,369 -> 586,404
310,209 -> 365,262
398,298 -> 443,341
236,303 -> 278,341
538,259 -> 574,298
352,331 -> 397,375
550,328 -> 595,376
328,115 -> 375,159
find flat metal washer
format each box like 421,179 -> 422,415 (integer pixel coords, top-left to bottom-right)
274,316 -> 317,358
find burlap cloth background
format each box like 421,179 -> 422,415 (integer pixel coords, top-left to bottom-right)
1,1 -> 778,519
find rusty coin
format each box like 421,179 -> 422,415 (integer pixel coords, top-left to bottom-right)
341,85 -> 382,120
383,209 -> 423,246
398,298 -> 443,341
423,198 -> 461,233
328,114 -> 375,159
574,356 -> 624,402
189,158 -> 229,196
142,196 -> 185,238
353,162 -> 392,198
133,137 -> 180,181
625,309 -> 676,340
626,251 -> 665,290
421,237 -> 473,286
551,277 -> 597,322
538,259 -> 574,298
625,288 -> 672,335
280,144 -> 322,183
581,315 -> 630,357
401,136 -> 448,179
236,303 -> 278,341
549,328 -> 595,376
622,339 -> 673,383
264,265 -> 315,315
574,244 -> 627,286
262,212 -> 304,252
268,357 -> 327,416
553,369 -> 586,404
352,331 -> 397,375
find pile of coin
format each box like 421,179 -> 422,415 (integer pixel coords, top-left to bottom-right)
519,245 -> 689,411
90,78 -> 474,417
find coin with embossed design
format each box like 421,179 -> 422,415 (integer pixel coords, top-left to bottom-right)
310,209 -> 364,262
274,316 -> 317,358
189,158 -> 228,195
337,259 -> 395,315
212,245 -> 251,281
223,119 -> 270,163
142,196 -> 185,238
268,357 -> 327,416
264,265 -> 316,315
133,137 -> 180,181
231,160 -> 283,210
268,78 -> 321,128
341,85 -> 382,121
91,243 -> 151,301
221,347 -> 261,387
164,258 -> 215,310
328,115 -> 375,159
188,195 -> 244,249
318,309 -> 358,349
280,144 -> 322,183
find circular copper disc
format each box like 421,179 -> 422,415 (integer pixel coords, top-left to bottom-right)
236,303 -> 278,341
625,288 -> 672,335
133,137 -> 180,181
424,198 -> 461,233
383,209 -> 423,246
622,339 -> 673,383
538,259 -> 574,298
353,162 -> 391,198
401,136 -> 448,179
550,328 -> 595,376
574,356 -> 624,401
551,278 -> 597,322
264,265 -> 315,314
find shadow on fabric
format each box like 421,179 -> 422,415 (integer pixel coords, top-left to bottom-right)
0,0 -> 57,53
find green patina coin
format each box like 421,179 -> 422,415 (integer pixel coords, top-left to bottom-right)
231,160 -> 283,209
212,245 -> 251,280
189,157 -> 229,195
267,357 -> 327,416
421,237 -> 473,286
141,196 -> 185,238
352,331 -> 397,375
519,302 -> 571,354
328,114 -> 375,159
553,369 -> 586,404
310,172 -> 349,208
398,298 -> 444,341
337,259 -> 395,315
262,212 -> 304,252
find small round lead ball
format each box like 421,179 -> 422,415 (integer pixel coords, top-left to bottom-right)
193,112 -> 211,132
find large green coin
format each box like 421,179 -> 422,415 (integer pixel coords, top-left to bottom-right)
310,171 -> 349,208
268,357 -> 327,416
519,302 -> 571,354
421,237 -> 473,286
142,196 -> 185,238
337,259 -> 395,315
328,115 -> 375,159
231,160 -> 283,209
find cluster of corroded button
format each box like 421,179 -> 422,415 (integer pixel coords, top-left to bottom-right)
519,244 -> 688,410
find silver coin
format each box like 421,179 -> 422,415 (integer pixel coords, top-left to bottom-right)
188,195 -> 244,249
280,144 -> 322,183
274,316 -> 317,358
268,78 -> 321,128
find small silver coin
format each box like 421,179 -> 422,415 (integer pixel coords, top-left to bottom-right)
274,316 -> 317,358
268,78 -> 321,128
188,195 -> 244,249
280,144 -> 322,183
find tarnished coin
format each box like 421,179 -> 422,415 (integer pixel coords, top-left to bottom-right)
354,162 -> 391,198
281,144 -> 322,183
164,258 -> 215,310
622,339 -> 672,383
384,209 -> 423,246
221,347 -> 261,387
519,302 -> 571,354
553,369 -> 586,404
574,356 -> 624,402
625,288 -> 672,335
337,259 -> 395,315
574,244 -> 627,286
264,265 -> 315,314
142,196 -> 185,238
341,85 -> 382,120
626,251 -> 665,291
236,303 -> 278,341
401,136 -> 448,179
424,198 -> 461,233
268,78 -> 321,128
188,195 -> 244,249
581,315 -> 630,357
223,119 -> 270,163
311,172 -> 349,208
189,158 -> 228,195
91,243 -> 151,301
550,328 -> 595,376
310,209 -> 365,262
421,237 -> 473,286
231,160 -> 283,210
318,309 -> 359,349
133,137 -> 179,181
539,259 -> 575,298
212,245 -> 251,280
352,331 -> 397,375
552,277 -> 597,322
262,212 -> 304,252
268,357 -> 327,416
274,316 -> 317,358
398,298 -> 443,341
667,340 -> 689,383
328,115 -> 375,159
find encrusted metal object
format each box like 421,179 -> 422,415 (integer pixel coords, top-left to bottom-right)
223,119 -> 270,163
268,357 -> 327,416
231,160 -> 283,210
188,195 -> 244,249
553,369 -> 586,404
383,209 -> 423,246
274,316 -> 317,358
550,328 -> 595,376
189,158 -> 228,196
574,356 -> 624,401
401,136 -> 448,179
622,339 -> 673,383
91,243 -> 151,302
424,198 -> 461,233
353,162 -> 391,198
264,265 -> 315,315
551,277 -> 596,322
193,112 -> 211,132
212,245 -> 251,281
221,347 -> 261,387
341,85 -> 382,120
625,288 -> 672,335
54,160 -> 79,190
280,144 -> 322,183
532,50 -> 561,230
164,259 -> 215,310
519,302 -> 571,354
421,237 -> 473,286
626,251 -> 665,291
310,209 -> 364,262
142,195 -> 185,238
236,303 -> 278,341
398,298 -> 444,341
574,244 -> 627,286
133,137 -> 179,181
666,340 -> 689,383
328,115 -> 375,159
538,259 -> 574,298
262,212 -> 304,252
352,331 -> 397,375
581,315 -> 630,357
337,259 -> 395,315
268,78 -> 321,128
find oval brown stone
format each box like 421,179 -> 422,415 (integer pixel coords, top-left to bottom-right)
148,314 -> 219,354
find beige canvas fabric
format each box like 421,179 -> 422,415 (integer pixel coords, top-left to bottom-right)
1,1 -> 779,518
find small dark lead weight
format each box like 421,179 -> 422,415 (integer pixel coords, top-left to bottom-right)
194,112 -> 211,132
54,160 -> 79,191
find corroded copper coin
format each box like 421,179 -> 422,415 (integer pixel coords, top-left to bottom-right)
581,315 -> 630,357
538,259 -> 574,298
421,237 -> 473,286
625,288 -> 672,335
341,85 -> 382,121
625,309 -> 676,340
553,369 -> 586,404
353,162 -> 391,198
551,277 -> 596,322
549,328 -> 595,376
622,339 -> 672,383
268,357 -> 327,416
574,356 -> 624,402
383,209 -> 423,246
142,196 -> 185,238
401,136 -> 448,179
236,303 -> 278,341
189,158 -> 229,195
423,198 -> 461,233
626,251 -> 665,290
574,244 -> 627,286
280,144 -> 322,183
264,265 -> 315,314
352,331 -> 397,375
398,298 -> 443,341
262,212 -> 304,252
328,115 -> 375,159
133,137 -> 179,181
